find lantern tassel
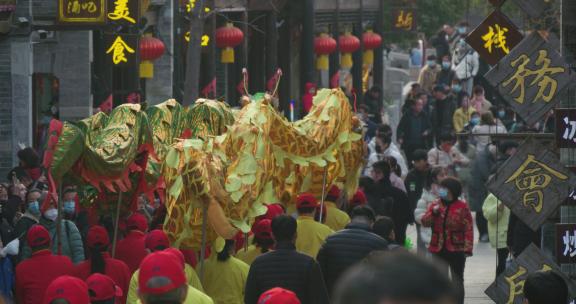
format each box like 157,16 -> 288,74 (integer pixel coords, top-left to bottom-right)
363,50 -> 374,65
140,60 -> 154,78
316,54 -> 329,70
341,53 -> 353,69
221,47 -> 235,63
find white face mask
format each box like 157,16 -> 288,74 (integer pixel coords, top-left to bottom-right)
44,208 -> 58,221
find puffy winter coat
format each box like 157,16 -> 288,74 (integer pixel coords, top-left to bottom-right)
482,193 -> 510,250
421,199 -> 474,255
414,189 -> 437,246
317,223 -> 388,294
21,217 -> 85,264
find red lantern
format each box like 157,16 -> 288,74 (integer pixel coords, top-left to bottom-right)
362,30 -> 382,65
314,33 -> 337,70
216,23 -> 244,64
139,35 -> 165,78
338,32 -> 360,69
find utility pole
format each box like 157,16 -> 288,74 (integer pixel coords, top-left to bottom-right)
183,0 -> 205,106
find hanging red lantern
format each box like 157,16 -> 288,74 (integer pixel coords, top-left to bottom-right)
339,32 -> 360,69
139,35 -> 165,78
314,33 -> 337,71
216,23 -> 244,64
362,30 -> 382,65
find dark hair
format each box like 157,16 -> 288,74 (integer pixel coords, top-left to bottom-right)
412,149 -> 428,162
425,167 -> 445,190
90,245 -> 108,275
253,236 -> 274,254
359,176 -> 376,196
297,206 -> 315,214
498,141 -> 519,155
414,92 -> 426,100
383,156 -> 401,177
439,133 -> 455,143
350,206 -> 376,223
17,148 -> 40,168
271,215 -> 297,242
334,252 -> 456,304
457,91 -> 469,107
216,240 -> 235,262
376,134 -> 392,146
140,284 -> 187,304
372,161 -> 391,179
377,124 -> 393,137
26,188 -> 42,200
426,55 -> 436,61
524,271 -> 568,304
439,177 -> 462,199
373,217 -> 395,242
457,135 -> 469,154
472,85 -> 484,96
480,112 -> 495,126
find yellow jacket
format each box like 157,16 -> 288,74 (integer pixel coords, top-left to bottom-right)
127,264 -> 204,304
236,245 -> 266,265
135,285 -> 213,304
199,255 -> 249,304
296,216 -> 334,258
324,201 -> 351,231
453,107 -> 476,132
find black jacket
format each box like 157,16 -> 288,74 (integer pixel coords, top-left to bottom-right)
371,179 -> 412,245
244,241 -> 329,304
317,223 -> 388,294
405,169 -> 428,217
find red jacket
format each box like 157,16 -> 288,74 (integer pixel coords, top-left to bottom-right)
74,252 -> 131,303
16,250 -> 75,304
115,231 -> 148,274
421,199 -> 474,255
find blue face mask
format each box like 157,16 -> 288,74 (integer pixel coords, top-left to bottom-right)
28,201 -> 40,216
452,85 -> 462,93
457,27 -> 467,34
63,201 -> 75,214
442,62 -> 451,70
470,117 -> 480,125
438,188 -> 449,199
427,60 -> 436,68
498,111 -> 506,119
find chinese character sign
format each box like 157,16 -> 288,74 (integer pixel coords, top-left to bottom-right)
465,10 -> 523,65
58,0 -> 106,24
392,9 -> 416,31
107,0 -> 139,25
485,32 -> 573,126
485,244 -> 575,304
487,138 -> 576,231
556,109 -> 576,148
557,224 -> 576,263
104,34 -> 137,66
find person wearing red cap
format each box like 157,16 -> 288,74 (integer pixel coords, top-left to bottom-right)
126,230 -> 205,304
200,239 -> 249,304
87,273 -> 123,304
245,215 -> 329,304
115,213 -> 149,274
138,251 -> 213,304
16,225 -> 75,304
258,287 -> 301,304
74,225 -> 130,304
347,190 -> 367,213
42,275 -> 90,304
256,204 -> 285,222
294,193 -> 333,258
323,185 -> 351,231
237,219 -> 274,265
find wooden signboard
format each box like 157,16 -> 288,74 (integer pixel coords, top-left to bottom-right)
512,0 -> 555,19
58,0 -> 107,24
556,109 -> 576,148
465,10 -> 523,65
484,32 -> 573,126
392,9 -> 416,32
557,224 -> 576,264
485,244 -> 575,303
107,0 -> 140,26
104,34 -> 138,67
486,138 -> 576,231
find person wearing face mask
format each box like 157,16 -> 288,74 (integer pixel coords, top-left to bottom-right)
421,177 -> 473,304
452,92 -> 476,133
414,167 -> 447,254
20,199 -> 85,264
436,55 -> 456,87
417,55 -> 440,94
14,189 -> 42,262
61,187 -> 90,243
463,112 -> 480,133
451,38 -> 478,96
427,133 -> 467,177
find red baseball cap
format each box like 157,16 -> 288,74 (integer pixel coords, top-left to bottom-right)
27,224 -> 50,248
87,225 -> 110,248
42,275 -> 90,304
139,251 -> 186,295
349,190 -> 367,207
296,193 -> 318,209
327,185 -> 341,199
258,287 -> 301,304
164,247 -> 185,268
145,229 -> 170,251
257,204 -> 285,221
86,273 -> 123,302
127,213 -> 148,232
252,219 -> 273,239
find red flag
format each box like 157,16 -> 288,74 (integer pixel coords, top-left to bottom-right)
330,71 -> 340,89
99,94 -> 113,113
201,78 -> 217,98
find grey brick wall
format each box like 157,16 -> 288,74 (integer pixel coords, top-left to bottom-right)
0,40 -> 13,180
